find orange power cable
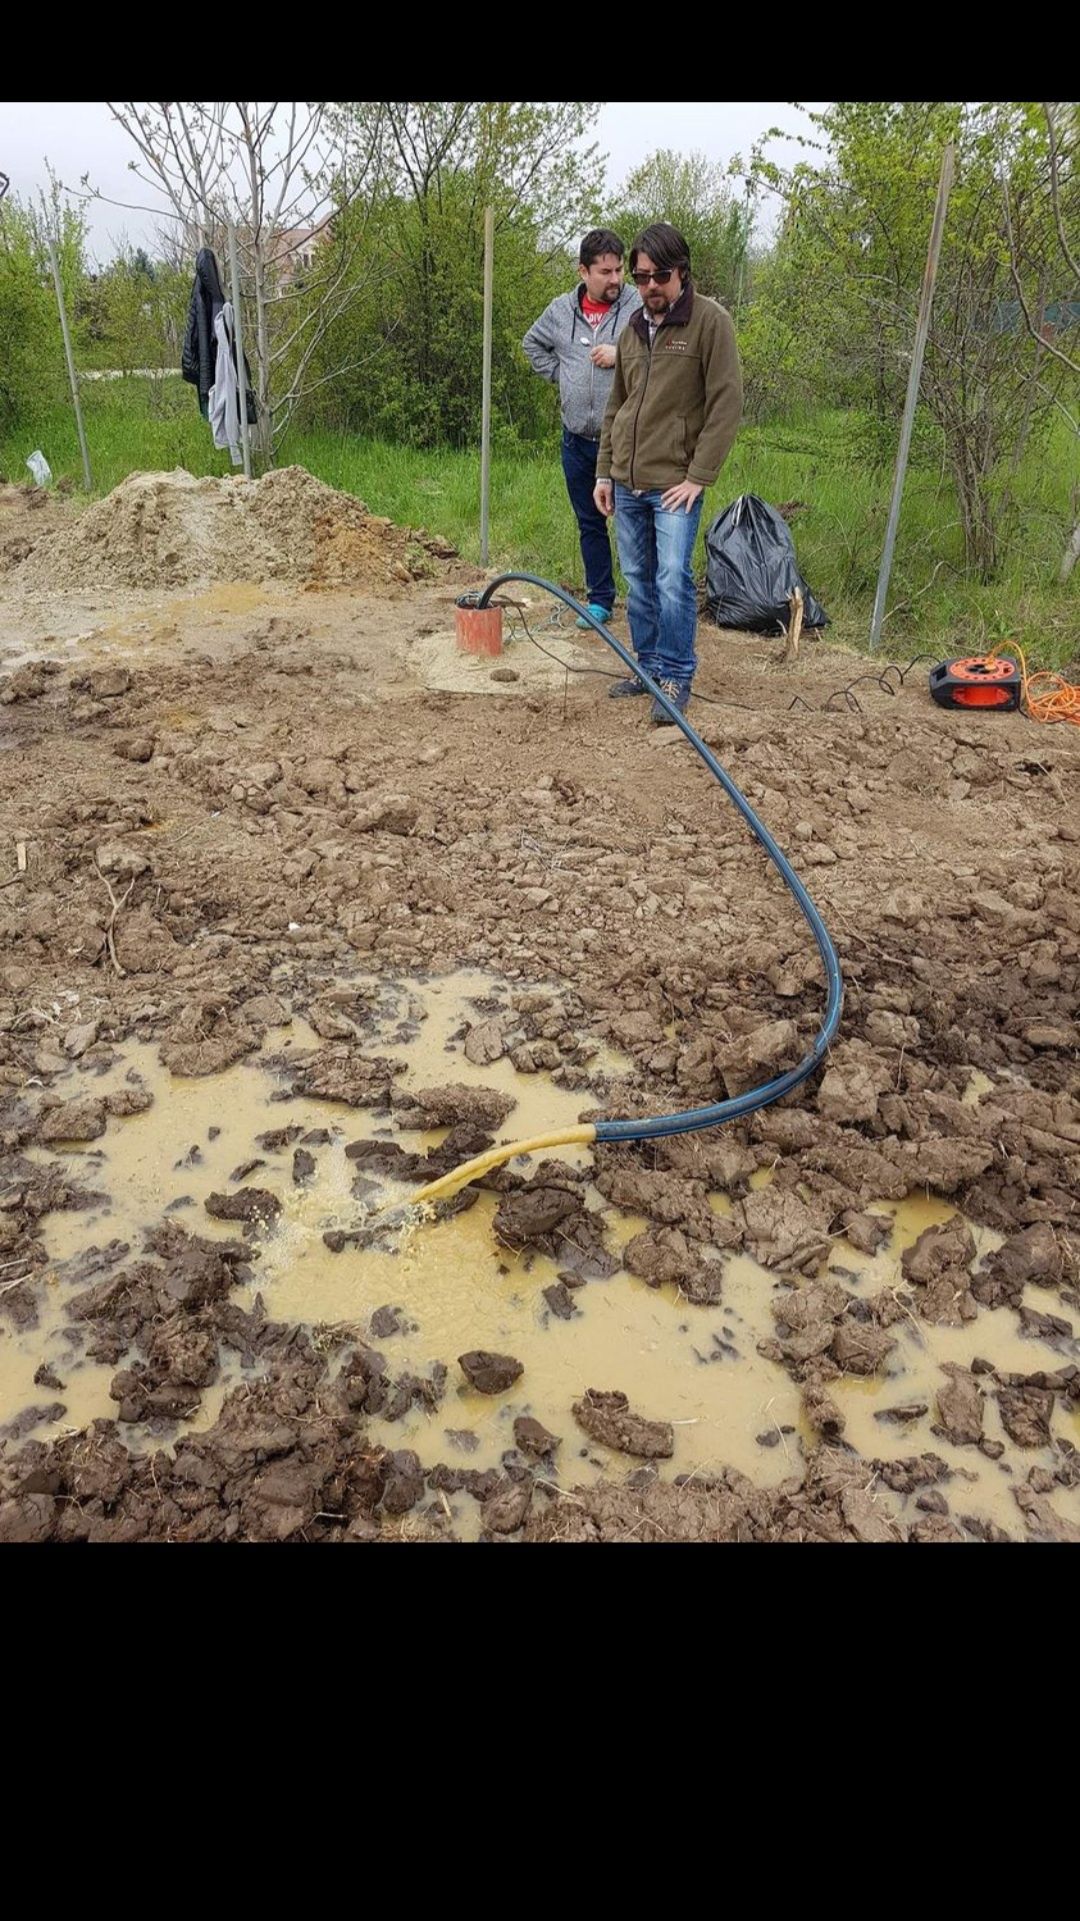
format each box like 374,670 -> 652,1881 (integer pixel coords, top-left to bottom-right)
1018,646 -> 1080,728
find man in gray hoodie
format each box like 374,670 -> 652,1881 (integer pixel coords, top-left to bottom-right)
523,230 -> 641,626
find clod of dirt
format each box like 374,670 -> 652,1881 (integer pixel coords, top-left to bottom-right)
395,1082 -> 516,1130
511,1040 -> 564,1073
494,1184 -> 580,1247
934,1365 -> 985,1446
290,1052 -> 399,1108
973,1224 -> 1065,1309
572,1388 -> 675,1459
596,1164 -> 739,1247
205,1189 -> 282,1227
458,1350 -> 524,1395
840,1485 -> 902,1544
230,1158 -> 266,1183
38,1097 -> 107,1143
997,1384 -> 1055,1449
256,1125 -> 304,1151
380,1449 -> 425,1517
741,1185 -> 831,1272
345,1139 -> 422,1182
160,1012 -> 260,1078
831,1319 -> 896,1375
95,839 -> 150,878
1017,1305 -> 1074,1347
513,1416 -> 559,1458
369,1305 -> 403,1339
346,1123 -> 495,1188
83,667 -> 132,700
903,1218 -> 977,1285
482,1480 -> 532,1533
62,1021 -> 99,1059
875,1402 -> 930,1426
542,1281 -> 578,1321
353,793 -> 419,835
900,1217 -> 979,1325
624,1225 -> 703,1290
844,1211 -> 891,1256
771,1278 -> 847,1364
817,1053 -> 889,1125
717,1019 -> 799,1097
1,662 -> 49,702
802,1381 -> 846,1439
0,1401 -> 66,1442
524,1473 -> 758,1543
464,1015 -> 509,1066
1013,1486 -> 1080,1543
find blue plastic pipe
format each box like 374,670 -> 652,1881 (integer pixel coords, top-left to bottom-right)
476,573 -> 844,1143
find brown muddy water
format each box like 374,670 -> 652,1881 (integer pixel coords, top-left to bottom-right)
3,971 -> 1078,1539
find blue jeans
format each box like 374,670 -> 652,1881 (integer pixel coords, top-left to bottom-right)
613,484 -> 703,683
561,428 -> 616,610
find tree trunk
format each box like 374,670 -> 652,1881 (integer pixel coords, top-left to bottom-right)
1060,516 -> 1080,584
951,441 -> 998,580
251,233 -> 273,460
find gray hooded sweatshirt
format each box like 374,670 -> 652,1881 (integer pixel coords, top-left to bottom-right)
522,282 -> 642,441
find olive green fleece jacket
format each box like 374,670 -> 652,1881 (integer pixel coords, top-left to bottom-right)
597,280 -> 742,492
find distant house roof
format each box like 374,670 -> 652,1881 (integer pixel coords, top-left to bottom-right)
268,225 -> 331,283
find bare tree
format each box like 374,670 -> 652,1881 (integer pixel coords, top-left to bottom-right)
64,102 -> 388,456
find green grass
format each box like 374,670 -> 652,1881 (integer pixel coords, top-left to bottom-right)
3,380 -> 1077,668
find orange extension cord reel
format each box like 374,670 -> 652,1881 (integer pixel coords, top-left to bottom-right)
929,654 -> 1022,711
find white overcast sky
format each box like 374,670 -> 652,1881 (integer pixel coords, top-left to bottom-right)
0,102 -> 827,262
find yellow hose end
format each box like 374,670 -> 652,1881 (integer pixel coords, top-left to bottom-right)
410,1123 -> 598,1206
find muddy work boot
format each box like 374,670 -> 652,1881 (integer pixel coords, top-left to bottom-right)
609,673 -> 651,698
650,678 -> 692,724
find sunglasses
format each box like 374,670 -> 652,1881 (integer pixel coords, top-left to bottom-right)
631,267 -> 678,286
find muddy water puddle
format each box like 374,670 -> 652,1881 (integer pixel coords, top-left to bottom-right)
3,968 -> 1079,1539
4,973 -> 804,1495
0,581 -> 285,674
825,1201 -> 1079,1535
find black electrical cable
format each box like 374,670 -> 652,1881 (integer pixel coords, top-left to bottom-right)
477,573 -> 845,1144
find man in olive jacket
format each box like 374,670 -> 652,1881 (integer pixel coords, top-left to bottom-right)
595,222 -> 742,723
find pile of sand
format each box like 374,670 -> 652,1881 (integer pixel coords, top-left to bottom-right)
8,466 -> 456,594
0,481 -> 73,577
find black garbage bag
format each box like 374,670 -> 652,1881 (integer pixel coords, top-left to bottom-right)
704,494 -> 828,633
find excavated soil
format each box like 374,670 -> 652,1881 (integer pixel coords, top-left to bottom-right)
6,466 -> 456,594
1,471 -> 1078,1545
0,480 -> 74,578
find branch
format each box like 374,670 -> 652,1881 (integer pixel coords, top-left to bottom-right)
1043,103 -> 1080,283
265,222 -> 375,365
1035,377 -> 1080,437
59,179 -> 189,224
271,332 -> 396,443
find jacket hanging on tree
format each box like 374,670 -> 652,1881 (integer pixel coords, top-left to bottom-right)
181,246 -> 257,431
209,302 -> 243,466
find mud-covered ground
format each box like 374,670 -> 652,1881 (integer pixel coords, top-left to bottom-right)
1,476 -> 1078,1543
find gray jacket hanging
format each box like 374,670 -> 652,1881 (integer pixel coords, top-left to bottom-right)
182,246 -> 257,429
